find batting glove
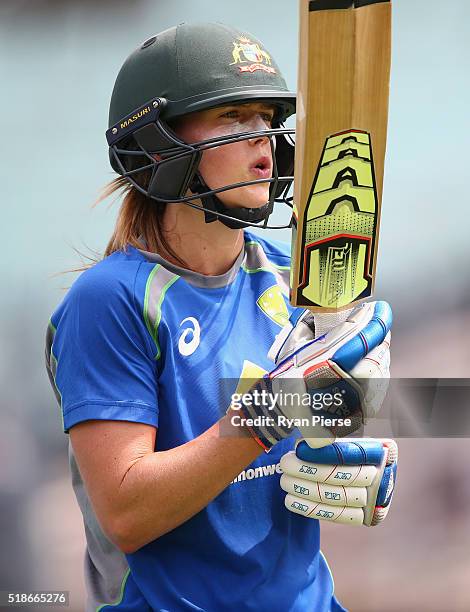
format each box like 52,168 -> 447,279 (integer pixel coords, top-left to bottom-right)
236,301 -> 392,451
280,438 -> 398,526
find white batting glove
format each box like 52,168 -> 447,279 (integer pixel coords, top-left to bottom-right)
280,438 -> 398,526
237,301 -> 392,451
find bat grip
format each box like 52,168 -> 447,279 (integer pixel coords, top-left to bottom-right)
306,306 -> 355,448
312,307 -> 354,339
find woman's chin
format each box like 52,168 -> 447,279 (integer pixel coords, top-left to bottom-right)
218,186 -> 270,210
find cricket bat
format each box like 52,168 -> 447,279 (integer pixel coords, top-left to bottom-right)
291,0 -> 392,313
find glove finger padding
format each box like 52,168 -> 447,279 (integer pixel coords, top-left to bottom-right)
280,438 -> 398,526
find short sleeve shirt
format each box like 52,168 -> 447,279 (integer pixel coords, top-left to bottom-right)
46,230 -> 346,612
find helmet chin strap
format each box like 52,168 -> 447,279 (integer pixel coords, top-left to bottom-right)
189,174 -> 273,230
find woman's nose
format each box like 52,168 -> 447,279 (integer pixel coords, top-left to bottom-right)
247,115 -> 271,145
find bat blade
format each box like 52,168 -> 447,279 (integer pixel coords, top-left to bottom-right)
291,0 -> 392,312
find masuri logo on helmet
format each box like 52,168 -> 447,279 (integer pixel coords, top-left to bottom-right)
119,105 -> 152,131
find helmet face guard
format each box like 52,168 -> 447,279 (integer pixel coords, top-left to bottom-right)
106,97 -> 295,230
107,23 -> 297,229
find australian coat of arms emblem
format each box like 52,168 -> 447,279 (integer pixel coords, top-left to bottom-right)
230,36 -> 276,74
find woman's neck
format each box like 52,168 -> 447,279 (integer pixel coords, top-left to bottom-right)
158,202 -> 245,276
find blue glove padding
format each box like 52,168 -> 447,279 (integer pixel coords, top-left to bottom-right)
327,301 -> 392,371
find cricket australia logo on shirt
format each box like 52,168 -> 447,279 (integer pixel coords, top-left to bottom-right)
178,317 -> 201,356
257,285 -> 289,327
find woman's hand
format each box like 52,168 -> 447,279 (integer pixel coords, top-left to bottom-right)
235,301 -> 392,451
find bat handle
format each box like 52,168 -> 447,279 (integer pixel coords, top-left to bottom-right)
304,307 -> 355,449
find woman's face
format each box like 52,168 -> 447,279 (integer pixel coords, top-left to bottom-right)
172,102 -> 276,210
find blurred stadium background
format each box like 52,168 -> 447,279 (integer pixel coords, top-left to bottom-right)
1,0 -> 469,610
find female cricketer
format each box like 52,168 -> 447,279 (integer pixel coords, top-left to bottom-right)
45,22 -> 395,612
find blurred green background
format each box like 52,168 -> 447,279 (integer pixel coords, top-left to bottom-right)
1,1 -> 469,610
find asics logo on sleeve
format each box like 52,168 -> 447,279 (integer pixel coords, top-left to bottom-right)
178,317 -> 201,356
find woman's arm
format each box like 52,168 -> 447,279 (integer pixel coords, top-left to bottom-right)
70,412 -> 262,554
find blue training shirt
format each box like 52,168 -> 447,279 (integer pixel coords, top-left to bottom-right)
45,230 -> 346,612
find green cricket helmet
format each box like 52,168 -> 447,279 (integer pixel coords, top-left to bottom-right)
106,22 -> 296,229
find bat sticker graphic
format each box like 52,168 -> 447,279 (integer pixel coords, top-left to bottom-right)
291,0 -> 391,312
297,129 -> 378,308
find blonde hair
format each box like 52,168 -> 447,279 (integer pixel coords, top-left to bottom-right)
103,177 -> 158,255
78,176 -> 186,269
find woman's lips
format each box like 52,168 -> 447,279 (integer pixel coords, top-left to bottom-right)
250,156 -> 272,179
250,167 -> 272,179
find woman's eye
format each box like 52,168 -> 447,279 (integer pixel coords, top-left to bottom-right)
221,110 -> 239,119
220,109 -> 274,124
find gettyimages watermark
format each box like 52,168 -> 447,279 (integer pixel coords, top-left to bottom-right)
218,378 -> 363,439
231,388 -> 345,411
230,387 -> 352,431
218,378 -> 470,439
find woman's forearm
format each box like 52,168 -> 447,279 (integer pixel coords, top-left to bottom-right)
114,411 -> 263,553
